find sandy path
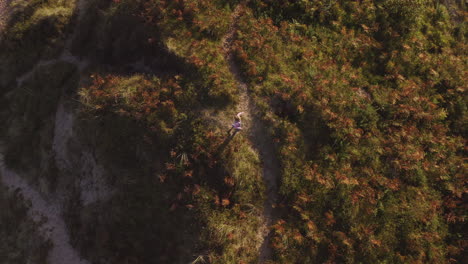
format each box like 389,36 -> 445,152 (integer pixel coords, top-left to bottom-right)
0,154 -> 90,264
53,99 -> 114,206
223,4 -> 281,263
0,1 -> 96,263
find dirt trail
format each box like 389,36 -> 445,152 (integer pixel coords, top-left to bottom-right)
223,4 -> 281,263
444,0 -> 464,23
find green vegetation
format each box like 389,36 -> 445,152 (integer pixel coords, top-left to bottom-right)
0,0 -> 466,263
0,0 -> 76,89
71,1 -> 266,262
231,1 -> 466,263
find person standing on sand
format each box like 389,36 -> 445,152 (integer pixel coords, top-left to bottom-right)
228,112 -> 244,135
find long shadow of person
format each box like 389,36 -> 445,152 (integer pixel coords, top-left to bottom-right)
215,130 -> 238,155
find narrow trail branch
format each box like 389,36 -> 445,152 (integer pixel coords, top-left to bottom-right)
223,4 -> 281,263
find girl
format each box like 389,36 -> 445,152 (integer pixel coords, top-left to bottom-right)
228,112 -> 244,135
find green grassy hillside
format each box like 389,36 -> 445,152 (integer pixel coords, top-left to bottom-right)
234,1 -> 467,263
0,0 -> 466,263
